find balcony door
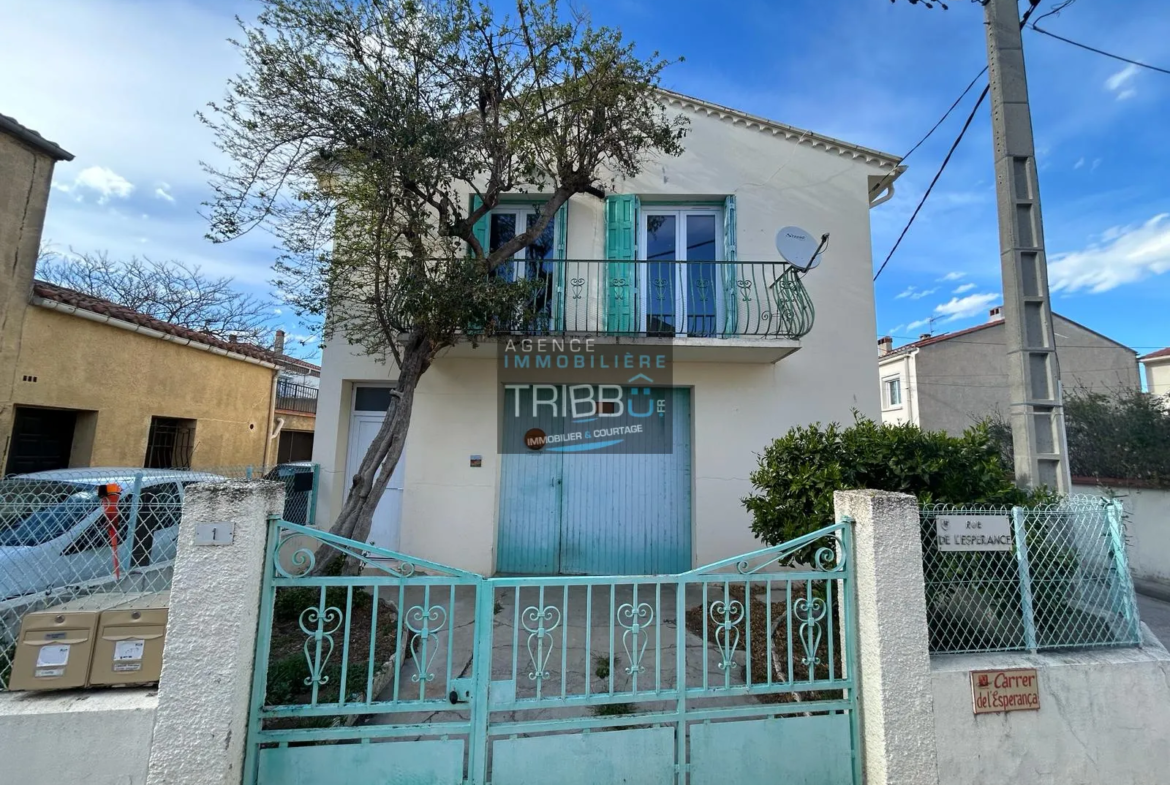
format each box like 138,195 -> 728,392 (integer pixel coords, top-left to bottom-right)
639,208 -> 723,337
488,208 -> 559,330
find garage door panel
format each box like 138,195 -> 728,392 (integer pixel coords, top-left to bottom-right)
499,388 -> 691,576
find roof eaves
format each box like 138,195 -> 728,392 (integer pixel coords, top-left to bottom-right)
1139,347 -> 1170,362
0,113 -> 74,162
656,88 -> 903,170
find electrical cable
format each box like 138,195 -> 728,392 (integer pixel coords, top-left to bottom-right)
873,83 -> 989,282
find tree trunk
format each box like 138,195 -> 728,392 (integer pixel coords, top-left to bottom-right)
321,330 -> 432,575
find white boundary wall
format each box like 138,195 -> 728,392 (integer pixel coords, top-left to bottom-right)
932,629 -> 1170,785
835,488 -> 1170,785
1073,483 -> 1170,586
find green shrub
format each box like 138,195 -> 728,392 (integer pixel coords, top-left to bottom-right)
743,415 -> 1044,554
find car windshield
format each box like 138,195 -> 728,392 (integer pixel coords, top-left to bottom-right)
0,480 -> 101,547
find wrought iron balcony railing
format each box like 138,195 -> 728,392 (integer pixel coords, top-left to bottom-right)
485,259 -> 814,339
275,380 -> 319,415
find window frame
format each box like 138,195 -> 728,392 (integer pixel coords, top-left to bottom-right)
637,205 -> 725,337
882,376 -> 903,409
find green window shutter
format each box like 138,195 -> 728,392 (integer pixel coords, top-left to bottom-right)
605,194 -> 638,333
470,194 -> 489,255
723,195 -> 739,336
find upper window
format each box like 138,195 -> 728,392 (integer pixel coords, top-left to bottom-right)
488,208 -> 558,263
639,207 -> 723,337
883,377 -> 903,408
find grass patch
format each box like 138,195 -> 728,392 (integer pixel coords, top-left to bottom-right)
593,655 -> 610,681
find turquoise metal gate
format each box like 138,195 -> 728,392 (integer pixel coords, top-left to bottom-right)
244,518 -> 860,785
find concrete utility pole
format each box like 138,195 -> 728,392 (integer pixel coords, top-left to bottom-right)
984,0 -> 1070,493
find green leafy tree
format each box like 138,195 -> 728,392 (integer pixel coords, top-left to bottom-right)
744,416 -> 1036,552
201,0 -> 686,555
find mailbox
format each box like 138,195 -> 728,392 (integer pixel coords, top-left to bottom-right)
8,610 -> 100,691
89,594 -> 169,686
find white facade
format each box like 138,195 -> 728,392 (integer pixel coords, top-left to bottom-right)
313,92 -> 901,574
1141,352 -> 1170,397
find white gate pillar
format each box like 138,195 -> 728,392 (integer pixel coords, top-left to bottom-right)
835,490 -> 939,785
146,481 -> 283,785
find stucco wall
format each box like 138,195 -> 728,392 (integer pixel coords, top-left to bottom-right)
911,316 -> 1139,435
11,305 -> 276,468
1074,482 -> 1170,585
314,102 -> 891,571
931,635 -> 1170,785
0,689 -> 157,785
0,131 -> 62,471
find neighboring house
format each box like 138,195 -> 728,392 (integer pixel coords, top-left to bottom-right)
877,306 -> 1140,435
1139,348 -> 1170,398
313,89 -> 904,575
0,113 -> 319,474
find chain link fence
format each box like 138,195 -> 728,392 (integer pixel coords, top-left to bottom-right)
0,463 -> 318,689
921,496 -> 1142,655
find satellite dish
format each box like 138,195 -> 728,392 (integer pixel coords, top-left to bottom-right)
775,226 -> 823,271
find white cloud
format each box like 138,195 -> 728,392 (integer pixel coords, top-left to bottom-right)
1105,64 -> 1140,98
934,292 -> 1000,322
54,165 -> 135,203
953,282 -> 976,294
1092,158 -> 1102,171
895,286 -> 916,299
154,182 -> 175,203
938,271 -> 966,282
1050,213 -> 1170,294
906,318 -> 932,332
1074,157 -> 1085,170
910,287 -> 937,300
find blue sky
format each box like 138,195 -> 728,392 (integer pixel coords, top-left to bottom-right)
1,0 -> 1167,357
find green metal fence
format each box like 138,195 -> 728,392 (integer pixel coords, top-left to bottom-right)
921,496 -> 1141,654
0,463 -> 319,689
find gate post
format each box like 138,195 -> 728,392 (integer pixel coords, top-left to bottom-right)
146,480 -> 284,785
834,490 -> 939,785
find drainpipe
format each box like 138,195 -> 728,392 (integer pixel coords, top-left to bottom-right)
263,368 -> 278,469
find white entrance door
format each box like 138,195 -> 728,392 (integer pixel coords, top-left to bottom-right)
345,412 -> 406,552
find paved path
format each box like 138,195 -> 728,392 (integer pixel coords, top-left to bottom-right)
1137,592 -> 1170,647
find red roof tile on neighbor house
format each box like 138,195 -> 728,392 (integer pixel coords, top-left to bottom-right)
884,321 -> 1000,356
31,280 -> 319,371
1139,347 -> 1170,361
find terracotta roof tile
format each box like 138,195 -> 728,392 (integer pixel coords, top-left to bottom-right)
32,280 -> 319,371
1139,347 -> 1170,361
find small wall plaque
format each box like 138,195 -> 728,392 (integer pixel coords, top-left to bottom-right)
971,668 -> 1039,714
194,522 -> 235,546
470,455 -> 483,468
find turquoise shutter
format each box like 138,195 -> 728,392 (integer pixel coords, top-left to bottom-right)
470,194 -> 489,256
723,194 -> 738,336
554,200 -> 568,331
605,194 -> 638,333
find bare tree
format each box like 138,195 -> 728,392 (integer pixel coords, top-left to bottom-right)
201,0 -> 687,561
37,248 -> 274,344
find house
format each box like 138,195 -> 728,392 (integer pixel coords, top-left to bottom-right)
312,90 -> 904,575
0,113 -> 318,474
1139,348 -> 1170,398
877,306 -> 1140,435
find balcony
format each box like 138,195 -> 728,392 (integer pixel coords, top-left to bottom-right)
275,380 -> 318,415
448,260 -> 813,363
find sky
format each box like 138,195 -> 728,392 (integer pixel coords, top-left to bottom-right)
1,0 -> 1168,359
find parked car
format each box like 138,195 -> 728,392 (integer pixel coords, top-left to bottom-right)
0,468 -> 224,600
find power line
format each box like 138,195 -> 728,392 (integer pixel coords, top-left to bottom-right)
901,67 -> 989,162
873,83 -> 989,282
1031,25 -> 1170,76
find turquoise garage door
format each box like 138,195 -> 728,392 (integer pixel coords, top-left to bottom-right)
497,387 -> 691,575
